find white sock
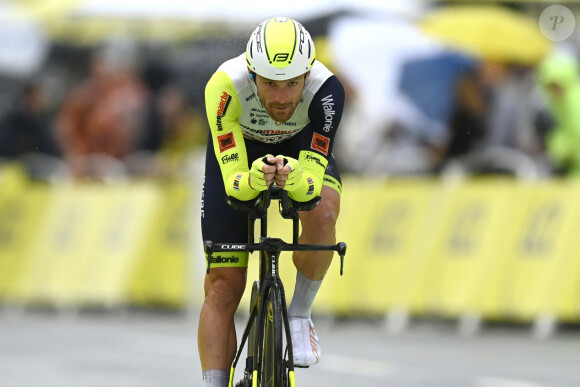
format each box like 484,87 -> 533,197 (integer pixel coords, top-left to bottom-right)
288,271 -> 322,319
202,369 -> 229,387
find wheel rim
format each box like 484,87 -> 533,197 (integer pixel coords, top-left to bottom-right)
260,286 -> 284,386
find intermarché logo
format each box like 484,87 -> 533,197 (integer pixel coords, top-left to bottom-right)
539,5 -> 576,41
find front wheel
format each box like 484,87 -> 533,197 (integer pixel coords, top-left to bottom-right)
259,284 -> 286,386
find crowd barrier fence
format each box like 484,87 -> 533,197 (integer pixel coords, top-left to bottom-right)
1,164 -> 579,333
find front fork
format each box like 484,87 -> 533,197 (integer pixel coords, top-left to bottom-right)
231,281 -> 296,386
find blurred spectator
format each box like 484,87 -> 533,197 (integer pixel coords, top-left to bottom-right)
440,59 -> 551,177
537,52 -> 580,178
127,84 -> 208,177
0,82 -> 66,180
444,64 -> 489,159
328,15 -> 466,176
0,83 -> 60,159
482,64 -> 548,157
154,86 -> 207,155
55,39 -> 150,180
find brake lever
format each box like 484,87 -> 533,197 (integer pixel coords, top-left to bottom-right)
204,241 -> 214,274
336,242 -> 347,276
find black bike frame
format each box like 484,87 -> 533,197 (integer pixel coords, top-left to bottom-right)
203,186 -> 347,386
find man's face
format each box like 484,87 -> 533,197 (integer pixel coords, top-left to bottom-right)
254,73 -> 308,122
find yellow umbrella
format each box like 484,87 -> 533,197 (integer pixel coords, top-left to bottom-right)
419,5 -> 552,65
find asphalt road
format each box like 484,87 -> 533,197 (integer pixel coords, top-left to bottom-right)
1,308 -> 579,387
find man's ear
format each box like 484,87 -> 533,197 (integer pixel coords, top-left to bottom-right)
248,69 -> 256,82
304,71 -> 311,81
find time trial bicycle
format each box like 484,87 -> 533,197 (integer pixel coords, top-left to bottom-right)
204,185 -> 347,387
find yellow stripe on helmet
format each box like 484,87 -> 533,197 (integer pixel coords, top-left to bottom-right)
264,17 -> 297,69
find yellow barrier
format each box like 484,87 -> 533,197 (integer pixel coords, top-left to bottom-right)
495,181 -> 580,322
419,179 -> 526,319
239,177 -> 441,316
319,177 -> 442,315
0,166 -> 52,301
2,169 -> 580,324
12,181 -> 160,307
129,180 -> 191,308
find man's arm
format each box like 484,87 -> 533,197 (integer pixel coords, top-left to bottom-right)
205,71 -> 259,200
283,75 -> 345,201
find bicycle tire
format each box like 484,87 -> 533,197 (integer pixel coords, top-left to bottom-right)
260,284 -> 286,387
248,281 -> 259,358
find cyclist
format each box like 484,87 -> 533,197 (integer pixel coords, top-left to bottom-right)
199,16 -> 345,386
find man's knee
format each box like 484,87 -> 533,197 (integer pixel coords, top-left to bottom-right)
304,206 -> 338,232
300,187 -> 340,235
204,267 -> 247,310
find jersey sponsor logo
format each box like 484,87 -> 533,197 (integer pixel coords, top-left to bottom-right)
217,92 -> 231,116
251,118 -> 268,125
306,177 -> 315,195
210,255 -> 240,264
311,132 -> 330,155
251,113 -> 269,119
263,129 -> 296,135
305,153 -> 325,168
216,92 -> 232,131
275,121 -> 297,127
233,173 -> 243,191
221,153 -> 239,164
323,177 -> 335,184
201,176 -> 206,218
321,95 -> 335,133
218,132 -> 236,153
250,108 -> 270,119
240,124 -> 303,143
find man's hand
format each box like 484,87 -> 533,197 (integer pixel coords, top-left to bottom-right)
249,154 -> 277,190
274,155 -> 302,191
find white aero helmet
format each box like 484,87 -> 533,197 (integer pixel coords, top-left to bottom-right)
246,17 -> 316,81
